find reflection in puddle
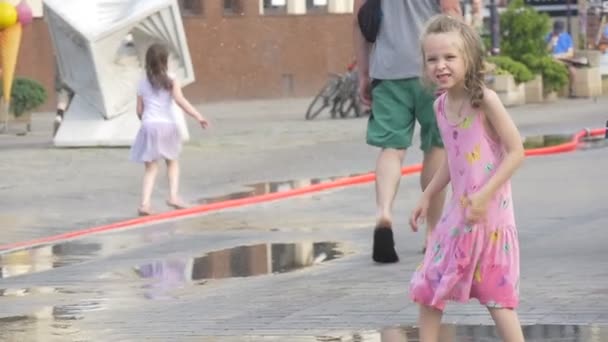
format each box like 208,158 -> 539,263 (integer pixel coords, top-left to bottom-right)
523,134 -> 572,149
523,133 -> 608,150
372,324 -> 608,341
198,176 -> 365,204
0,321 -> 606,341
0,229 -> 176,279
253,324 -> 608,341
134,242 -> 343,299
0,302 -> 97,341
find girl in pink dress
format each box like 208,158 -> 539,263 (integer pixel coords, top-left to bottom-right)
409,15 -> 526,342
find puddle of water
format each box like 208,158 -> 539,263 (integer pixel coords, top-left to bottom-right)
0,321 -> 605,341
0,302 -> 96,341
523,134 -> 608,150
240,324 -> 608,341
579,135 -> 608,150
198,176 -> 365,204
0,228 -> 178,279
359,324 -> 608,341
522,134 -> 573,149
134,241 -> 343,299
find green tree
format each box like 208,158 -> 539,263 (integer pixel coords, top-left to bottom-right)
500,0 -> 551,59
499,0 -> 568,93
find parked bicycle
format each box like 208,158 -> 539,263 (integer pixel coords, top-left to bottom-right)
305,63 -> 369,120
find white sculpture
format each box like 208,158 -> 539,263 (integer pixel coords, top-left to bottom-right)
43,0 -> 194,146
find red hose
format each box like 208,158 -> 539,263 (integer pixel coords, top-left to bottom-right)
0,127 -> 605,252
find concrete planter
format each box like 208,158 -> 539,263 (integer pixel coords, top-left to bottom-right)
489,74 -> 525,107
524,75 -> 543,104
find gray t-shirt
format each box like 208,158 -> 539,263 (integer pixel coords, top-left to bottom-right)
369,0 -> 441,80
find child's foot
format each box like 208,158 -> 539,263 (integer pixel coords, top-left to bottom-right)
137,206 -> 153,216
166,199 -> 189,210
372,219 -> 399,263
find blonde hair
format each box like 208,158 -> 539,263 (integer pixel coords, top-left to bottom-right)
421,15 -> 485,108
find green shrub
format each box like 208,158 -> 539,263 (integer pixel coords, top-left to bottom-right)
520,54 -> 569,92
500,0 -> 551,60
487,55 -> 534,84
0,77 -> 47,117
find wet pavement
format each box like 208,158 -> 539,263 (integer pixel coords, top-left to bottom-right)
0,146 -> 607,340
1,97 -> 608,340
1,96 -> 606,247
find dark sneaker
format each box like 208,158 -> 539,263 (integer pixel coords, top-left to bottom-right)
372,222 -> 399,263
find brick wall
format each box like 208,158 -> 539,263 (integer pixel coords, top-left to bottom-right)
15,0 -> 355,111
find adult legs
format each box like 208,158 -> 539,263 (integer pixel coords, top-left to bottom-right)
367,79 -> 416,263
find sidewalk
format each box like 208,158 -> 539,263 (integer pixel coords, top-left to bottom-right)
0,96 -> 606,246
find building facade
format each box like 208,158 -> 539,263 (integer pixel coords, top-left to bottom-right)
17,0 -> 356,110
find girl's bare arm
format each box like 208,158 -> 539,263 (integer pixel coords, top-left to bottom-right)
172,80 -> 205,121
478,88 -> 525,197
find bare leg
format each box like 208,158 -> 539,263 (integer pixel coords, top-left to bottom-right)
375,148 -> 406,223
488,308 -> 524,342
419,305 -> 443,342
166,159 -> 181,204
372,148 -> 406,263
140,161 -> 159,214
54,88 -> 74,136
568,65 -> 576,97
420,147 -> 446,250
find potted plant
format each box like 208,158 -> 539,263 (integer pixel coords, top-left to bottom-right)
487,55 -> 534,85
1,77 -> 47,132
520,54 -> 569,100
485,55 -> 532,106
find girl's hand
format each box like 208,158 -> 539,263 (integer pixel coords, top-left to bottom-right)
410,196 -> 431,232
465,189 -> 491,224
198,117 -> 209,129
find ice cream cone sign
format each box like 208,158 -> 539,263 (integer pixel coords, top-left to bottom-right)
0,21 -> 21,110
15,1 -> 32,26
0,2 -> 16,30
0,1 -> 22,114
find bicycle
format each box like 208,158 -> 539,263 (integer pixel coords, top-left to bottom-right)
305,63 -> 368,120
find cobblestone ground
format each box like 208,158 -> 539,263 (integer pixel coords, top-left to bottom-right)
0,96 -> 606,246
0,145 -> 607,341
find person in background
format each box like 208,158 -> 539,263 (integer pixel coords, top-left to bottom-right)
53,59 -> 74,136
546,20 -> 577,98
353,0 -> 462,263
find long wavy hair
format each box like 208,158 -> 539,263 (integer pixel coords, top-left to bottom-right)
421,15 -> 485,108
145,43 -> 173,91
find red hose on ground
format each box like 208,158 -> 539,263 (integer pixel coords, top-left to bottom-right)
0,127 -> 605,252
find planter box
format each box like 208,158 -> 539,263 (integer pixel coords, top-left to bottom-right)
544,91 -> 558,102
602,75 -> 608,95
490,74 -> 517,93
489,74 -> 526,107
572,67 -> 602,98
524,75 -> 543,104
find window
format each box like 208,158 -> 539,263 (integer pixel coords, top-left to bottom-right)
178,0 -> 203,16
306,0 -> 328,14
262,0 -> 287,15
224,0 -> 244,15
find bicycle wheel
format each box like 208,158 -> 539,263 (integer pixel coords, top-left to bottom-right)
338,74 -> 359,118
305,78 -> 340,120
338,95 -> 356,118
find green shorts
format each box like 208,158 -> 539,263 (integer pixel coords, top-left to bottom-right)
366,78 -> 443,152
